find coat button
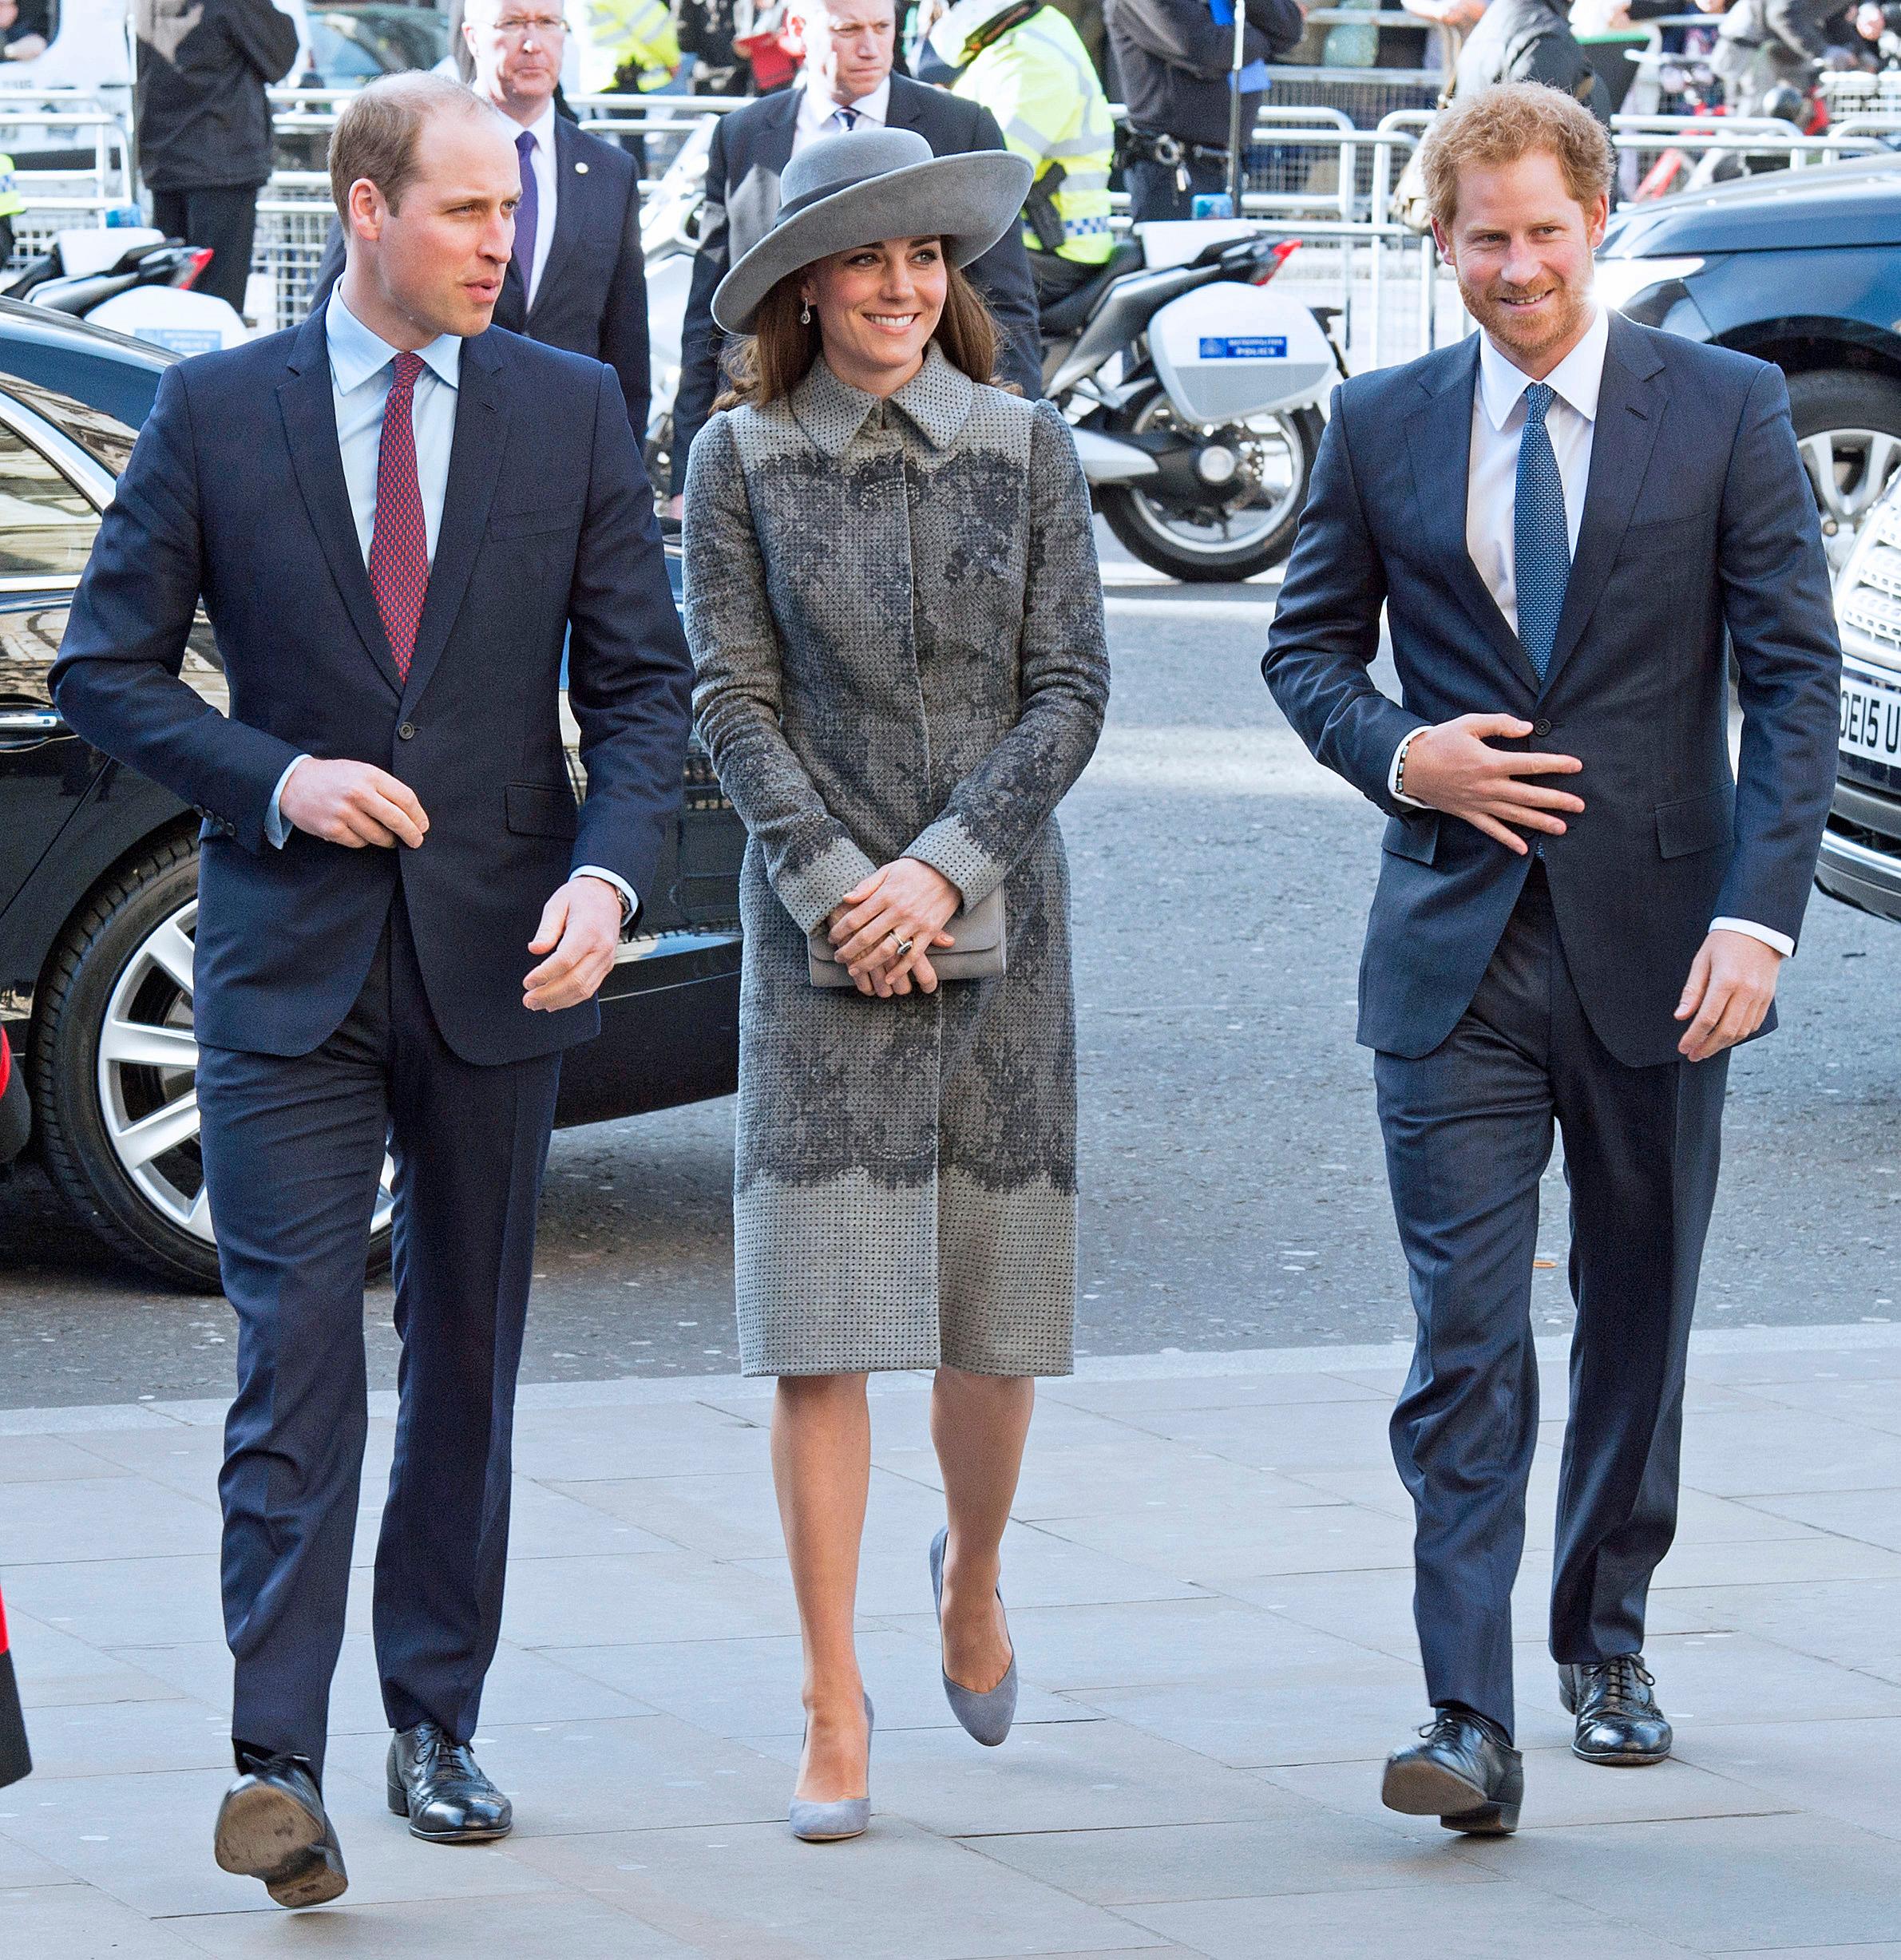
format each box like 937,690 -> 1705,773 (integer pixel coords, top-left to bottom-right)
398,722 -> 416,741
1532,719 -> 1552,738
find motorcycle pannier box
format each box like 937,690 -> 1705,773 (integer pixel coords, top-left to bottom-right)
1147,283 -> 1335,427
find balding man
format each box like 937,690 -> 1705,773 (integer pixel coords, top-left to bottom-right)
54,73 -> 691,1907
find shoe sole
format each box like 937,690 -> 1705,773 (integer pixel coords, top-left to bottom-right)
386,1780 -> 513,1843
1381,1756 -> 1521,1835
214,1783 -> 347,1908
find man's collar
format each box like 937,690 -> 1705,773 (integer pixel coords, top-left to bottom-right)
1476,302 -> 1607,430
520,97 -> 558,150
325,285 -> 461,394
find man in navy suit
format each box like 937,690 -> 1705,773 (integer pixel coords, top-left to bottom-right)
663,0 -> 1044,516
53,72 -> 691,1907
1265,84 -> 1839,1834
311,0 -> 653,439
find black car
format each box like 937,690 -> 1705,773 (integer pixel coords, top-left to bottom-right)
1596,157 -> 1901,575
0,301 -> 743,1287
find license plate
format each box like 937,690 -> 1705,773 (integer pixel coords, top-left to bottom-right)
1840,671 -> 1901,766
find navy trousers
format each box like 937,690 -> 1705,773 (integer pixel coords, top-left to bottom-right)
1372,865 -> 1728,1738
196,897 -> 560,1779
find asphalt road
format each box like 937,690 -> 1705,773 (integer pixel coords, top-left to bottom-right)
2,540 -> 1896,1406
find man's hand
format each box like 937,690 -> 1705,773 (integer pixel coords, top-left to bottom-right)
1675,929 -> 1784,1063
1399,714 -> 1585,853
525,877 -> 624,1012
279,758 -> 429,849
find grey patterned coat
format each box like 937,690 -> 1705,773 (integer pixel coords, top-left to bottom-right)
683,346 -> 1110,1378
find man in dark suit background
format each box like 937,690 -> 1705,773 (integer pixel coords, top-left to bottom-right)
53,72 -> 691,1908
1265,84 -> 1839,1835
310,0 -> 654,438
663,0 -> 1044,516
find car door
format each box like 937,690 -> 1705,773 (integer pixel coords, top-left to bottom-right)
0,390 -> 114,916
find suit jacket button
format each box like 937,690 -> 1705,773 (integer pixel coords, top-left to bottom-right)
398,722 -> 416,741
1532,719 -> 1552,738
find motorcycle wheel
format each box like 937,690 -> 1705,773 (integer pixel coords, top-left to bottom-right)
1098,385 -> 1321,584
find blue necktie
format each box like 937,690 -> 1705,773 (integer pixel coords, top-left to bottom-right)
1514,381 -> 1570,684
514,130 -> 539,304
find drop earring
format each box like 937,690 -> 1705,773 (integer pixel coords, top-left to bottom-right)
800,300 -> 812,325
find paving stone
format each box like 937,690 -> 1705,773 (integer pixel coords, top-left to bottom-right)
1673,1716 -> 1901,1843
1,1554 -> 227,1647
0,1435 -> 133,1483
485,1550 -> 793,1647
0,1883 -> 215,1956
980,1435 -> 1332,1527
1593,1630 -> 1901,1728
545,1627 -> 1082,1740
506,1401 -> 770,1483
6,1610 -> 188,1712
1457,1811 -> 1901,1951
4,1694 -> 234,1780
1104,1400 -> 1407,1478
0,1477 -> 221,1566
762,1716 -> 1293,1837
168,1885 -> 699,1958
1264,1743 -> 1793,1833
540,1467 -> 794,1560
1732,1376 -> 1901,1433
0,1763 -> 552,1918
1121,1879 -> 1704,1959
1041,1372 -> 1388,1416
1041,1496 -> 1416,1589
506,1817 -> 1160,1958
968,1812 -> 1496,1905
1736,1486 -> 1901,1551
0,1830 -> 78,1886
1651,1580 -> 1901,1684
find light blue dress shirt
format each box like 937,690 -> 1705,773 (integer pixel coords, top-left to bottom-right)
265,288 -> 635,924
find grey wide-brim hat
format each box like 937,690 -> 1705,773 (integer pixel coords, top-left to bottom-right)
711,125 -> 1033,336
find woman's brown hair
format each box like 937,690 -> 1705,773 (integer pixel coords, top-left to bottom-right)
715,249 -> 1003,411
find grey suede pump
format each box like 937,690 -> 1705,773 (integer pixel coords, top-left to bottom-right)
929,1526 -> 1019,1746
788,1692 -> 873,1843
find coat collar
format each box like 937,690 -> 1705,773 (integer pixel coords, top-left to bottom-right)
790,342 -> 976,457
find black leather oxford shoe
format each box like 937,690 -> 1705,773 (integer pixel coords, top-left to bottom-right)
1560,1655 -> 1673,1765
1381,1708 -> 1524,1835
213,1752 -> 347,1908
386,1721 -> 513,1843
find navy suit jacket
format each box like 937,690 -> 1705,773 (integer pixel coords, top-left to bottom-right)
1264,314 -> 1841,1070
51,314 -> 693,1067
669,73 -> 1044,493
309,116 -> 652,439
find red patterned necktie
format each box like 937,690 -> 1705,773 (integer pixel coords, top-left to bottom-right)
369,349 -> 429,683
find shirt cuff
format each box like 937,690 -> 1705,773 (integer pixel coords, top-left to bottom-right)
1710,917 -> 1795,959
263,754 -> 310,849
1388,727 -> 1431,810
575,865 -> 639,927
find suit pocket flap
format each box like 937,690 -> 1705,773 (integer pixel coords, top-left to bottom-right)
488,502 -> 582,540
1381,812 -> 1440,865
505,782 -> 580,839
1656,787 -> 1733,861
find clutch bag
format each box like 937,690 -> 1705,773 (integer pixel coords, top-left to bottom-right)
807,887 -> 1006,988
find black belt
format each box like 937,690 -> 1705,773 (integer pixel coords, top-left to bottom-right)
1121,126 -> 1230,169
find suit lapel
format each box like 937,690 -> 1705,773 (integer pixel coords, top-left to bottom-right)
884,73 -> 925,132
398,330 -> 510,715
276,311 -> 403,699
1405,338 -> 1543,695
529,118 -> 588,326
1539,315 -> 1666,695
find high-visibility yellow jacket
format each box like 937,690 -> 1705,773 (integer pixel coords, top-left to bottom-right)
0,157 -> 24,221
931,0 -> 1115,265
582,0 -> 681,93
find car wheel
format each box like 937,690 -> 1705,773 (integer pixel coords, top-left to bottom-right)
1785,370 -> 1901,579
30,837 -> 396,1289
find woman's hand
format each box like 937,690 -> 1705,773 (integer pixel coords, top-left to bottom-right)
826,859 -> 960,997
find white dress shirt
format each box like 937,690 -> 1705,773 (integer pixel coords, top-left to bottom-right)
792,73 -> 891,152
514,98 -> 560,311
266,290 -> 635,922
1389,304 -> 1790,958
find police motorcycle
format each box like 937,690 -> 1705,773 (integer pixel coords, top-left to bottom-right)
3,226 -> 250,353
1045,219 -> 1340,582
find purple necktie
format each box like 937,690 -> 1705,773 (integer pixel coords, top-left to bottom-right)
514,129 -> 538,303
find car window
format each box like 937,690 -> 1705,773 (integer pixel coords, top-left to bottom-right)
0,375 -> 137,478
0,424 -> 98,577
